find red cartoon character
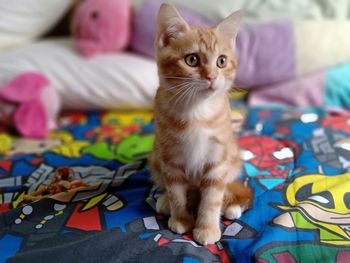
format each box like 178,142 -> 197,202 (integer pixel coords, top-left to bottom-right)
239,135 -> 300,189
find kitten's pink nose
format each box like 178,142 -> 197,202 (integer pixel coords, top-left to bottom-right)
205,74 -> 217,81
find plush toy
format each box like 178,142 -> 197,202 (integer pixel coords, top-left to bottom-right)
0,72 -> 61,139
71,0 -> 131,58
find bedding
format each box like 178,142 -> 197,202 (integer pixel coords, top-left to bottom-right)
249,62 -> 350,112
131,1 -> 350,88
235,20 -> 350,87
0,39 -> 158,110
0,0 -> 72,52
1,103 -> 350,262
132,0 -> 350,24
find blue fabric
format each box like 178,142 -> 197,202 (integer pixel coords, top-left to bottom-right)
1,108 -> 350,262
325,63 -> 350,109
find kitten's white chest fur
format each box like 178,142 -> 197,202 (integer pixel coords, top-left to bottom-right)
181,126 -> 212,173
176,100 -> 225,176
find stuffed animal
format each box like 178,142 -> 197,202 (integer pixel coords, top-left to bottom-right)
71,0 -> 131,58
0,72 -> 61,139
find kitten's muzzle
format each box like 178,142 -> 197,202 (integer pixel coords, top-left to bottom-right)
204,79 -> 215,91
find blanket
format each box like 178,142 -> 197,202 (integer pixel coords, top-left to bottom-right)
1,106 -> 350,262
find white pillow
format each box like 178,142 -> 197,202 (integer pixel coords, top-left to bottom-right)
132,0 -> 350,24
132,0 -> 237,22
0,0 -> 72,51
0,38 -> 159,110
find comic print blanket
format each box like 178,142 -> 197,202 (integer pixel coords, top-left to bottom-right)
1,106 -> 350,263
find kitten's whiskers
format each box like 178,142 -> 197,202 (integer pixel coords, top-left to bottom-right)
168,83 -> 192,104
166,81 -> 192,91
173,84 -> 194,106
161,75 -> 206,84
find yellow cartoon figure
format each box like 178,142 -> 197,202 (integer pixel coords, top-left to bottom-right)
49,131 -> 90,158
0,133 -> 12,154
274,173 -> 350,245
102,111 -> 153,127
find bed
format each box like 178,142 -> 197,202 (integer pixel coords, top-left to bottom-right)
1,102 -> 350,262
1,1 -> 350,262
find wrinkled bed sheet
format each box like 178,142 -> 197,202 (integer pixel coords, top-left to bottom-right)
1,105 -> 350,262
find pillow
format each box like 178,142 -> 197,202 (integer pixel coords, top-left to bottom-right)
131,0 -> 213,58
0,0 -> 72,51
132,0 -> 242,22
132,0 -> 350,22
133,2 -> 350,89
249,62 -> 350,113
131,1 -> 295,88
131,0 -> 350,56
0,38 -> 158,110
131,0 -> 350,89
236,20 -> 350,88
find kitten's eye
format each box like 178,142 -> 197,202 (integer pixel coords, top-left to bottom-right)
217,55 -> 227,68
185,54 -> 199,67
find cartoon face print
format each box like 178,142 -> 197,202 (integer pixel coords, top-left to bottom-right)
240,136 -> 298,173
274,173 -> 350,245
239,135 -> 299,189
102,111 -> 153,127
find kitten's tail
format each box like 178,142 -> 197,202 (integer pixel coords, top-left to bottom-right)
223,180 -> 253,210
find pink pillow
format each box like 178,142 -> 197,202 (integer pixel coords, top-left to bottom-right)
71,0 -> 131,58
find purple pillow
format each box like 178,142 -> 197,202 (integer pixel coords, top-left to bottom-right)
131,0 -> 213,58
234,21 -> 295,87
131,0 -> 296,88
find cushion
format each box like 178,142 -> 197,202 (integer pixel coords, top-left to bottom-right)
0,0 -> 73,51
131,0 -> 350,89
131,0 -> 212,58
131,0 -> 350,59
249,62 -> 350,113
131,0 -> 241,21
0,38 -> 158,110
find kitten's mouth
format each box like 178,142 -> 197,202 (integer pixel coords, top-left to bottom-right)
206,84 -> 215,92
204,80 -> 217,92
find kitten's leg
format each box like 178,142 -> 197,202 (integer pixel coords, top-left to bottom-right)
193,168 -> 226,245
166,171 -> 194,234
149,153 -> 171,215
156,192 -> 170,215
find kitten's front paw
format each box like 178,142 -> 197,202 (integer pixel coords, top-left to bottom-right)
193,225 -> 221,245
224,205 -> 242,220
156,193 -> 170,215
168,216 -> 194,234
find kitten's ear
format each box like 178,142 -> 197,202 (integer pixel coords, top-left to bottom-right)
156,3 -> 189,48
216,10 -> 242,41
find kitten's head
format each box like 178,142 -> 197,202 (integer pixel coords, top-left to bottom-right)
155,4 -> 242,104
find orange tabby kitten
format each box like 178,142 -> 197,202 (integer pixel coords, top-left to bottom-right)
150,4 -> 253,245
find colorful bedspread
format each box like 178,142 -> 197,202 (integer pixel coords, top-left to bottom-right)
1,106 -> 350,263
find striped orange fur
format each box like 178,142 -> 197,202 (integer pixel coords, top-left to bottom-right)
150,4 -> 253,245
